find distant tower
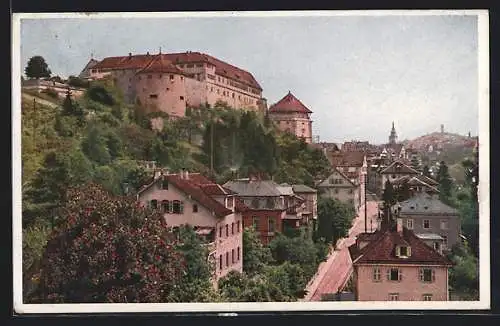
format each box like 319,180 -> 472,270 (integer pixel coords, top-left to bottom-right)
441,124 -> 444,134
389,121 -> 398,145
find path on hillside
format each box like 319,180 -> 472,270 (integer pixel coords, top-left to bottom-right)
302,200 -> 379,301
22,93 -> 59,109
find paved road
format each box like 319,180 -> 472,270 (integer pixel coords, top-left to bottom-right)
304,200 -> 380,301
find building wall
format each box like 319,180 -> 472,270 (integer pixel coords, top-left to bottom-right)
355,264 -> 449,301
295,192 -> 318,219
399,214 -> 460,249
137,180 -> 242,281
268,112 -> 313,143
134,72 -> 187,118
184,76 -> 207,108
242,210 -> 285,245
111,69 -> 138,104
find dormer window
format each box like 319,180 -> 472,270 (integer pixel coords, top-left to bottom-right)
396,245 -> 411,258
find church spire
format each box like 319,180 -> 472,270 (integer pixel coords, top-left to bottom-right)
389,121 -> 398,145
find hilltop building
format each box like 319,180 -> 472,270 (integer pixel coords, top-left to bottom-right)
80,51 -> 264,119
136,170 -> 243,284
267,91 -> 313,143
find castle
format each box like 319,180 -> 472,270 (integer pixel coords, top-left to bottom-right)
80,50 -> 314,142
80,51 -> 266,118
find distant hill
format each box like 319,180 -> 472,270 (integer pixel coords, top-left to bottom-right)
403,132 -> 477,152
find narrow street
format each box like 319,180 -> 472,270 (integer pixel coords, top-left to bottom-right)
303,200 -> 379,301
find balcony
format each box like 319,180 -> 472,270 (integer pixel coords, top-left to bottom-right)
203,241 -> 216,254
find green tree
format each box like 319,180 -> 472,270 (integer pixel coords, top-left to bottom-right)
32,183 -> 186,303
170,225 -> 218,302
436,161 -> 453,200
24,146 -> 93,227
315,197 -> 355,246
382,180 -> 396,210
81,123 -> 112,165
25,55 -> 51,79
242,227 -> 273,275
448,244 -> 479,300
396,182 -> 411,202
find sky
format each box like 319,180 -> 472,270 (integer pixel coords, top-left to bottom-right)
18,13 -> 480,144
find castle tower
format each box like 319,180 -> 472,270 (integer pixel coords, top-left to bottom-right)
441,124 -> 444,134
389,121 -> 398,145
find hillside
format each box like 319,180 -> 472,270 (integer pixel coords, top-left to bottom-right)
403,131 -> 477,151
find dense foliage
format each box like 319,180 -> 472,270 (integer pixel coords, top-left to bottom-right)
32,183 -> 187,303
25,55 -> 51,79
315,197 -> 356,246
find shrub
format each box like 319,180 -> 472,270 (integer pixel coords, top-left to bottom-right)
42,87 -> 59,99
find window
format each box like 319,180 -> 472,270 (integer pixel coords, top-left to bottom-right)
180,96 -> 184,101
169,74 -> 174,80
397,246 -> 411,257
232,249 -> 235,264
251,198 -> 260,208
150,200 -> 158,209
423,294 -> 433,301
252,216 -> 259,231
226,252 -> 229,267
172,200 -> 183,214
423,219 -> 430,229
433,242 -> 440,251
219,226 -> 222,238
373,267 -> 381,282
180,76 -> 183,81
406,219 -> 414,229
149,94 -> 158,99
389,293 -> 399,301
329,178 -> 334,184
441,235 -> 448,248
193,204 -> 198,213
266,198 -> 274,209
161,200 -> 170,213
268,217 -> 275,233
387,268 -> 402,281
420,268 -> 435,283
231,222 -> 235,235
440,220 -> 449,230
225,224 -> 229,237
237,247 -> 240,260
219,255 -> 223,270
237,221 -> 241,232
232,93 -> 235,98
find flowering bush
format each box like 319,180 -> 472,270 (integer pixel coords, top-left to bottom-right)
33,183 -> 186,303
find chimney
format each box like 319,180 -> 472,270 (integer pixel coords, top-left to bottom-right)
129,52 -> 132,57
147,51 -> 150,55
396,217 -> 403,234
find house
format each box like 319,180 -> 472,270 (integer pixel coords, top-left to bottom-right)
392,193 -> 461,250
86,51 -> 264,117
267,91 -> 313,143
391,174 -> 440,196
316,168 -> 360,211
136,170 -> 243,283
223,177 -> 306,244
378,160 -> 420,194
325,150 -> 367,209
78,58 -> 100,80
291,184 -> 318,223
349,217 -> 453,301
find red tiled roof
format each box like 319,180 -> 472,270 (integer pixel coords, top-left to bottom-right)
137,173 -> 232,218
327,151 -> 365,167
199,184 -> 237,196
268,91 -> 313,114
92,51 -> 262,90
166,174 -> 232,218
349,226 -> 453,266
137,55 -> 184,75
